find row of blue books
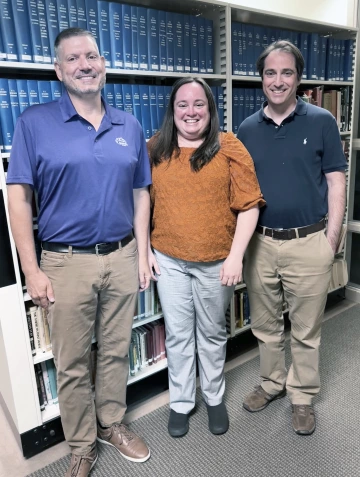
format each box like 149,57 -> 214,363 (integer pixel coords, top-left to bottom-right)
232,88 -> 266,136
232,23 -> 355,82
0,78 -> 225,149
34,360 -> 58,411
0,1 -> 214,73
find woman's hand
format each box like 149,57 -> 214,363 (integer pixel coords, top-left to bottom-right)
220,253 -> 243,286
148,249 -> 161,281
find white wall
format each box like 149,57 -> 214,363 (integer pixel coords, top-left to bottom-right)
219,0 -> 358,28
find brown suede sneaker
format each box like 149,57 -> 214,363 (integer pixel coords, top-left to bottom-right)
243,385 -> 286,412
65,447 -> 97,477
97,423 -> 150,463
292,404 -> 316,435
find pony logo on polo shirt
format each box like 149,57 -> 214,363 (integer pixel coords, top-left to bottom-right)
303,138 -> 307,145
115,137 -> 128,146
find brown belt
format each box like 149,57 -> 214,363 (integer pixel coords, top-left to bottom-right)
255,219 -> 326,240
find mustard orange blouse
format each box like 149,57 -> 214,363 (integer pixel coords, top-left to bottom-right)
148,132 -> 265,262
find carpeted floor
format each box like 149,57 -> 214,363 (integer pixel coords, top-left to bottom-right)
28,304 -> 360,477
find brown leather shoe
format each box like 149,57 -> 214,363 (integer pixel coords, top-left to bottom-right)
65,448 -> 97,477
97,423 -> 150,463
292,404 -> 316,435
243,385 -> 286,412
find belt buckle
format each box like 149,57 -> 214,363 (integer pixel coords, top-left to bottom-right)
95,243 -> 107,255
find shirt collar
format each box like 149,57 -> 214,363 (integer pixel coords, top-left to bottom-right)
257,96 -> 308,123
59,90 -> 124,125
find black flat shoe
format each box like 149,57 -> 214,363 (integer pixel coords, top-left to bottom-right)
206,402 -> 229,435
168,409 -> 189,437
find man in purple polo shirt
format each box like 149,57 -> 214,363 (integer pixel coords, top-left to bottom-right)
7,28 -> 151,477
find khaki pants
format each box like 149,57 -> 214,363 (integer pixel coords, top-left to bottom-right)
41,239 -> 139,455
244,230 -> 334,404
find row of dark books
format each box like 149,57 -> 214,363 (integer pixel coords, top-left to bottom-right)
34,360 -> 58,411
232,86 -> 352,135
130,320 -> 166,376
0,1 -> 214,73
232,22 -> 355,82
0,78 -> 225,149
26,282 -> 163,360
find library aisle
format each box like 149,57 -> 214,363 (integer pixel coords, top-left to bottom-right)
0,299 -> 356,477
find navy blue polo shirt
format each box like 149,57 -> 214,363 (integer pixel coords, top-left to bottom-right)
237,97 -> 347,229
7,91 -> 152,246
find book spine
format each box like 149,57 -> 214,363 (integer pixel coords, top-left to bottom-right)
86,0 -> 99,42
122,4 -> 132,69
76,0 -> 87,31
109,2 -> 123,69
246,25 -> 255,76
8,79 -> 20,130
166,12 -> 174,72
131,84 -> 142,124
190,15 -> 198,73
38,80 -> 52,104
174,13 -> 184,72
27,79 -> 40,106
158,10 -> 166,72
45,359 -> 58,404
41,361 -> 54,404
0,26 -> 6,61
0,0 -> 19,61
137,6 -> 148,70
45,1 -> 59,62
50,80 -> 62,100
205,18 -> 213,73
40,307 -> 52,351
147,9 -> 159,72
130,6 -> 139,70
28,0 -> 44,63
34,364 -> 46,410
97,1 -> 111,68
37,0 -> 52,64
183,15 -> 191,73
35,363 -> 48,406
198,16 -> 206,74
122,84 -> 132,115
139,84 -> 151,140
67,0 -> 77,28
26,310 -> 36,356
103,83 -> 115,107
36,305 -> 47,352
0,79 -> 14,150
149,85 -> 158,136
113,83 -> 124,111
12,0 -> 33,62
57,0 -> 69,32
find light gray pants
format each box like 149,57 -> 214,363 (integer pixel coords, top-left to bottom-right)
154,249 -> 234,414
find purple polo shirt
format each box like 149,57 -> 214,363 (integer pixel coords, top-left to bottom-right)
7,91 -> 151,246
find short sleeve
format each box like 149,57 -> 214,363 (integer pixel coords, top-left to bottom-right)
322,115 -> 348,173
222,133 -> 266,211
6,116 -> 36,187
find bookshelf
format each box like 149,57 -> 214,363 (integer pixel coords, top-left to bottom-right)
0,0 -> 357,458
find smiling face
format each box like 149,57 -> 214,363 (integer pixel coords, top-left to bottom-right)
173,82 -> 210,146
262,49 -> 300,112
54,34 -> 106,99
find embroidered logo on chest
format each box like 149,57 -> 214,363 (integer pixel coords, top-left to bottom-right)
303,138 -> 307,145
115,137 -> 128,146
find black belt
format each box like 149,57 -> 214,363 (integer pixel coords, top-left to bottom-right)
256,219 -> 326,240
42,233 -> 134,255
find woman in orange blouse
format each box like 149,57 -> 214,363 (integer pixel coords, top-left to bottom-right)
147,77 -> 265,438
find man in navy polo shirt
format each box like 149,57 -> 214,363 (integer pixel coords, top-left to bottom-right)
237,41 -> 347,435
7,28 -> 151,476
